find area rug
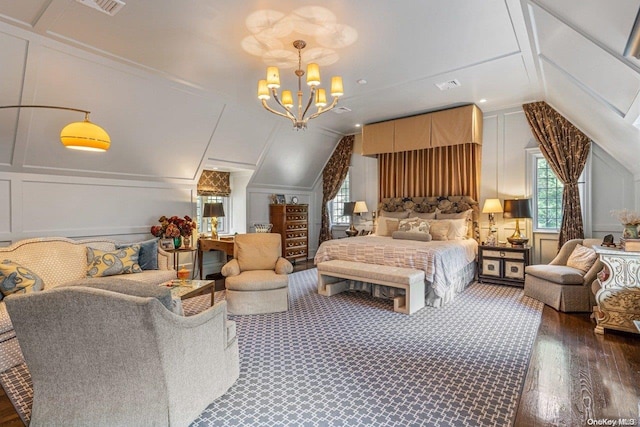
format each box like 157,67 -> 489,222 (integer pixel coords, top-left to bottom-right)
0,269 -> 543,426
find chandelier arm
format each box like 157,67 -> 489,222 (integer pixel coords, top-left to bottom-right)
270,90 -> 297,121
300,87 -> 316,121
0,105 -> 91,115
261,100 -> 297,124
306,97 -> 340,121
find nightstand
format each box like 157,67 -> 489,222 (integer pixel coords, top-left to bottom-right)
478,245 -> 531,287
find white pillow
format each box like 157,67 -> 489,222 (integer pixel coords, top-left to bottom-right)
427,220 -> 450,241
375,218 -> 400,237
428,219 -> 467,240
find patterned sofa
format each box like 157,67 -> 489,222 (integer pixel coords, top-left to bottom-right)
0,237 -> 176,372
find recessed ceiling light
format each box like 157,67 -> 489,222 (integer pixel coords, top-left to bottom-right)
479,99 -> 487,103
356,79 -> 367,85
355,123 -> 361,127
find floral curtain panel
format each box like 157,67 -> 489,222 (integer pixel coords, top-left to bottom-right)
378,143 -> 481,201
522,101 -> 590,249
319,135 -> 354,244
197,170 -> 231,197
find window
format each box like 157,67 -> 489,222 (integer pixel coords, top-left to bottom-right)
534,156 -> 564,230
196,196 -> 230,235
330,172 -> 351,225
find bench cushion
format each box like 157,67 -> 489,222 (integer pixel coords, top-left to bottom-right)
525,265 -> 584,285
318,260 -> 424,285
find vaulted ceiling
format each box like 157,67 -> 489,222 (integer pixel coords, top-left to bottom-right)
1,0 -> 639,187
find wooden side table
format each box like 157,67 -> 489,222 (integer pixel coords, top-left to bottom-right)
478,245 -> 531,287
198,237 -> 235,279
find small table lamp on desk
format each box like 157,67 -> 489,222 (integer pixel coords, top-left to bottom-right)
203,202 -> 225,240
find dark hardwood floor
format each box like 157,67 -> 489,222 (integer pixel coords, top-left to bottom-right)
1,260 -> 637,426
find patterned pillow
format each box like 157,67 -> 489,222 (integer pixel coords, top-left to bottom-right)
566,244 -> 597,273
398,217 -> 430,233
86,246 -> 142,278
116,238 -> 159,270
0,260 -> 45,300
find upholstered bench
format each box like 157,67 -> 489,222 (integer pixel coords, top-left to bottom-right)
317,260 -> 426,314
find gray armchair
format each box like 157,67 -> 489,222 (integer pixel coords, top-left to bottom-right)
222,233 -> 292,315
5,286 -> 239,426
524,238 -> 602,312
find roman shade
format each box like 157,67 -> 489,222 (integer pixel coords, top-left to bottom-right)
198,170 -> 231,197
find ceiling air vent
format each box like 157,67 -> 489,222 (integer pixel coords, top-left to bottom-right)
435,79 -> 461,91
76,0 -> 126,16
332,106 -> 352,114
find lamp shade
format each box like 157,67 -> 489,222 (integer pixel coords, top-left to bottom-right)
343,202 -> 355,216
257,79 -> 270,100
482,198 -> 503,214
203,202 -> 225,218
60,118 -> 110,152
353,201 -> 368,214
503,199 -> 532,219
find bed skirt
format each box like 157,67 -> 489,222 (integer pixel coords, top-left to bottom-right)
344,261 -> 476,308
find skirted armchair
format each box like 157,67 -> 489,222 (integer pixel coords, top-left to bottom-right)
5,286 -> 239,426
221,233 -> 293,315
524,238 -> 602,312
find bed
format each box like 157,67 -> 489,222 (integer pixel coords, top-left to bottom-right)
314,196 -> 479,308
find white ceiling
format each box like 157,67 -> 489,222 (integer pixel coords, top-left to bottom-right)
0,0 -> 639,184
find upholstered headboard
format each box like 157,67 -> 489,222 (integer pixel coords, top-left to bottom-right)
378,196 -> 480,242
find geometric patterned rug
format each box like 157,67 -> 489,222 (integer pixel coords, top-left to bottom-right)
192,269 -> 543,426
0,269 -> 543,426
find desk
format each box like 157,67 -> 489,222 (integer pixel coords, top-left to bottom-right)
198,238 -> 234,279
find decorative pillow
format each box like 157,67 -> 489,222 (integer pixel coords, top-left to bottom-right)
86,246 -> 142,278
379,210 -> 410,219
392,231 -> 433,242
398,217 -> 430,234
428,221 -> 450,241
0,260 -> 45,300
375,218 -> 400,237
437,209 -> 473,238
412,211 -> 436,220
116,238 -> 159,270
566,244 -> 597,274
444,218 -> 468,240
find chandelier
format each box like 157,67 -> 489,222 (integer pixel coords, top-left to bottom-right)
257,40 -> 344,130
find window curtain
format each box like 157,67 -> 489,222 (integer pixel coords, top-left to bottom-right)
378,143 -> 481,201
319,135 -> 354,244
522,101 -> 590,249
197,170 -> 231,197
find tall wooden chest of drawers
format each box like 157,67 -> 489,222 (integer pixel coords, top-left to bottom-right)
269,204 -> 308,261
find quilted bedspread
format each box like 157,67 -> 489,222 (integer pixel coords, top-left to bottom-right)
314,236 -> 477,298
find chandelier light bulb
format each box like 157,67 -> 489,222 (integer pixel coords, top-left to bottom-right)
306,63 -> 320,86
281,90 -> 294,108
315,89 -> 327,107
258,80 -> 270,100
330,76 -> 344,97
266,66 -> 280,88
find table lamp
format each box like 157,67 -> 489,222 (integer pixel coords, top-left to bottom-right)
203,202 -> 225,240
503,198 -> 532,247
343,202 -> 356,237
482,198 -> 503,246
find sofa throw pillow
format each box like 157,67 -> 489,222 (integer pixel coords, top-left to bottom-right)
427,220 -> 450,241
566,244 -> 597,274
116,238 -> 159,270
86,246 -> 142,278
0,260 -> 45,300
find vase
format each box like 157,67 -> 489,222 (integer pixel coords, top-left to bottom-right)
173,236 -> 182,249
623,224 -> 639,239
182,236 -> 191,249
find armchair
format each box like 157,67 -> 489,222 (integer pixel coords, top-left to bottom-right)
221,233 -> 293,315
524,238 -> 602,312
5,286 -> 239,426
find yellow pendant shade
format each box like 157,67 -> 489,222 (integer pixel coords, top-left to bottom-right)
306,63 -> 320,86
60,117 -> 111,152
258,79 -> 270,100
281,90 -> 294,108
315,88 -> 327,107
331,76 -> 344,97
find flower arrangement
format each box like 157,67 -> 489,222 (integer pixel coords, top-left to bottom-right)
151,215 -> 196,238
610,209 -> 640,226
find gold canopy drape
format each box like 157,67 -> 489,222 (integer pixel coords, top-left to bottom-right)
378,143 -> 481,201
